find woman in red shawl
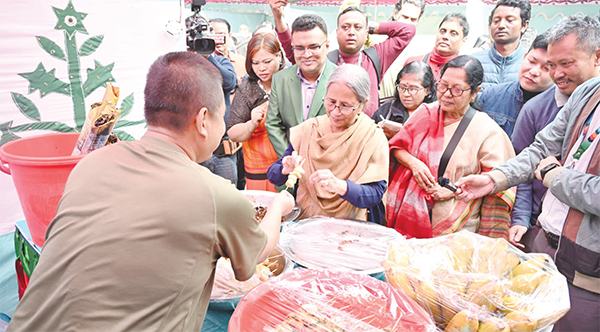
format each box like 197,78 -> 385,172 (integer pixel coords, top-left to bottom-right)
386,55 -> 516,239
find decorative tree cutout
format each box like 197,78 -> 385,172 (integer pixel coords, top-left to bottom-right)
3,0 -> 144,146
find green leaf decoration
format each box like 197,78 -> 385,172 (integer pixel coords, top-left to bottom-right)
36,36 -> 66,61
0,132 -> 21,147
113,130 -> 135,141
79,35 -> 104,56
10,121 -> 77,133
82,60 -> 115,97
0,121 -> 13,130
19,63 -> 70,98
119,93 -> 134,118
114,119 -> 146,129
11,92 -> 41,122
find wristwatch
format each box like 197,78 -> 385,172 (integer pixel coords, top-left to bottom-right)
540,163 -> 560,181
368,24 -> 375,35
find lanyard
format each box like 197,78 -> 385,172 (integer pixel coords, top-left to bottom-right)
572,100 -> 600,160
339,51 -> 362,67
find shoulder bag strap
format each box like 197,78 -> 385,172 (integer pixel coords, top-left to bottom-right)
362,47 -> 381,85
327,49 -> 339,65
438,106 -> 477,180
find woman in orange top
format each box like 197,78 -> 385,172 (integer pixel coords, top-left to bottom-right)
228,32 -> 285,191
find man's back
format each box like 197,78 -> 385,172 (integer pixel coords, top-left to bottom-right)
8,136 -> 266,332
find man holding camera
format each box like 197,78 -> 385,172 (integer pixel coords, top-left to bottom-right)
186,12 -> 241,185
210,18 -> 246,85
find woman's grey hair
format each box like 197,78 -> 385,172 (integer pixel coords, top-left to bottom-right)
547,15 -> 600,55
326,64 -> 371,108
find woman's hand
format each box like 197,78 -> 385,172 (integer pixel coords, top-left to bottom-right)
426,184 -> 456,201
250,104 -> 266,127
382,126 -> 401,139
410,159 -> 436,190
309,169 -> 347,196
282,151 -> 304,175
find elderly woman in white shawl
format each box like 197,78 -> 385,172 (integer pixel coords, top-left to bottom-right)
268,64 -> 389,224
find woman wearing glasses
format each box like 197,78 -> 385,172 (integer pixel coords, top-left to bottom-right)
386,55 -> 515,238
228,33 -> 285,191
267,64 -> 389,224
372,61 -> 436,139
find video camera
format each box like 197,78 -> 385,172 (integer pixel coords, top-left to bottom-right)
185,0 -> 226,55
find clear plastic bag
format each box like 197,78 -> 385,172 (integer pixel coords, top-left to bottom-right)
384,231 -> 570,331
279,217 -> 404,275
229,268 -> 437,332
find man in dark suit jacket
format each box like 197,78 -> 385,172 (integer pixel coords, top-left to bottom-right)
266,14 -> 337,157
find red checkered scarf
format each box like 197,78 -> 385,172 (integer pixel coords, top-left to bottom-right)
386,102 -> 444,238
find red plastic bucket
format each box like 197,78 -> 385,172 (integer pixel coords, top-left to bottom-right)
0,133 -> 85,246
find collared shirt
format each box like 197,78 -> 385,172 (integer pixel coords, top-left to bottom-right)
297,67 -> 321,121
538,105 -> 600,235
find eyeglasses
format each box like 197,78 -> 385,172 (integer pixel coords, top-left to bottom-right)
323,98 -> 362,114
291,41 -> 327,55
435,83 -> 471,97
397,84 -> 426,95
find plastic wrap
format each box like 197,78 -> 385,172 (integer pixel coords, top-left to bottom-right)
241,190 -> 301,223
209,247 -> 293,310
229,268 -> 437,332
384,231 -> 570,331
279,217 -> 404,275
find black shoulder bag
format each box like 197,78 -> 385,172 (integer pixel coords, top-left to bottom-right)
437,106 -> 477,192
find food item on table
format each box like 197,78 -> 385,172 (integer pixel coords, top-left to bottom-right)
285,165 -> 304,188
384,232 -> 570,332
478,317 -> 510,332
266,303 -> 394,332
510,256 -> 547,278
254,205 -> 267,222
444,310 -> 479,332
504,311 -> 537,332
509,272 -> 546,294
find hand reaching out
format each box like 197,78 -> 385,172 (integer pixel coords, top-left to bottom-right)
282,151 -> 304,175
455,174 -> 495,201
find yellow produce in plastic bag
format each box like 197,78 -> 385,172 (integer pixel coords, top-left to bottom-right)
384,231 -> 570,331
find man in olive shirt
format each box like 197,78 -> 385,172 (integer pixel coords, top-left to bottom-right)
8,52 -> 294,332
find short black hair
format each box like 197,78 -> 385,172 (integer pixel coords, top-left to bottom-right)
490,0 -> 531,28
395,61 -> 436,103
440,55 -> 484,93
528,32 -> 548,52
144,52 -> 223,130
440,13 -> 470,37
394,0 -> 426,19
337,6 -> 368,26
209,18 -> 231,34
291,14 -> 328,35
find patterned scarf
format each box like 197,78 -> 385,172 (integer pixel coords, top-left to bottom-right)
386,102 -> 444,238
